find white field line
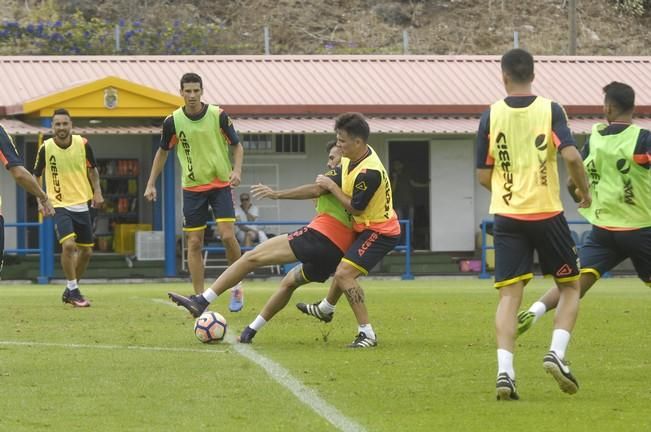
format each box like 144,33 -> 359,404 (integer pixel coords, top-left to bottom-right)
155,297 -> 367,432
0,340 -> 228,354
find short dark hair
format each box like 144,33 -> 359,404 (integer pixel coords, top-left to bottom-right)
603,81 -> 635,113
501,49 -> 534,84
52,108 -> 71,120
180,72 -> 203,89
325,140 -> 338,153
334,112 -> 369,142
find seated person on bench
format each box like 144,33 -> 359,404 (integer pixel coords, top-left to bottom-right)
235,192 -> 268,247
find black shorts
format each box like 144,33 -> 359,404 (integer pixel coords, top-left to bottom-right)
54,208 -> 94,246
287,226 -> 344,282
493,213 -> 579,288
580,225 -> 651,285
183,187 -> 235,231
342,230 -> 399,275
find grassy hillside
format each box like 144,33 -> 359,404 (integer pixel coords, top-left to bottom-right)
1,0 -> 650,55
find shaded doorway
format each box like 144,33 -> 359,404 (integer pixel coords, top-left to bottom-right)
388,140 -> 430,250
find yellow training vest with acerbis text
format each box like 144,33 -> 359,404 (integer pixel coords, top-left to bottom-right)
488,97 -> 563,214
42,135 -> 93,207
341,145 -> 396,232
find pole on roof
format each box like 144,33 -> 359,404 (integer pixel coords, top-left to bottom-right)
264,26 -> 270,55
513,31 -> 519,48
115,24 -> 121,52
569,0 -> 577,54
403,30 -> 409,54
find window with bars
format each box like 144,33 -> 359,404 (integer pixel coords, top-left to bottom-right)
241,134 -> 305,154
241,134 -> 274,152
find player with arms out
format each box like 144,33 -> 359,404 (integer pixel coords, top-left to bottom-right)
145,72 -> 246,312
297,112 -> 401,348
168,141 -> 356,344
518,81 -> 651,335
476,49 -> 591,400
33,108 -> 104,307
0,123 -> 55,275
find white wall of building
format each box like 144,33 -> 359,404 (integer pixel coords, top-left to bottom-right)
0,168 -> 18,250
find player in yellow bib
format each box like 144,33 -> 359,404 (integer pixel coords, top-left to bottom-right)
475,49 -> 591,400
297,113 -> 401,348
1,124 -> 54,275
145,73 -> 246,311
518,81 -> 651,335
33,109 -> 104,307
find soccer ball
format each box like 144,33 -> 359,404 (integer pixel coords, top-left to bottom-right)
193,311 -> 227,343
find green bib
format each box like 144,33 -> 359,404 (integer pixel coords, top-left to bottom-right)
579,123 -> 651,228
315,193 -> 352,228
173,105 -> 232,188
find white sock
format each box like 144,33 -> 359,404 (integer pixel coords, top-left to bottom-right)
358,324 -> 375,340
202,289 -> 218,303
528,301 -> 547,323
249,315 -> 267,331
67,280 -> 78,290
318,298 -> 335,314
497,349 -> 515,379
550,329 -> 571,359
232,281 -> 243,291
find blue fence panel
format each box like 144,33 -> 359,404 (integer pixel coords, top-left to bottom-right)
4,221 -> 48,283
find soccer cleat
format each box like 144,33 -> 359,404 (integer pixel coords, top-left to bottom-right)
61,288 -> 91,308
168,292 -> 208,318
347,331 -> 377,348
543,351 -> 579,395
229,286 -> 244,312
296,302 -> 333,323
517,310 -> 536,337
238,326 -> 257,344
496,372 -> 519,401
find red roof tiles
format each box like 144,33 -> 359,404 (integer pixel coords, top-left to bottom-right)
1,55 -> 651,116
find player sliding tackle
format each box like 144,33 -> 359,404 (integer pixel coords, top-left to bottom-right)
168,141 -> 358,345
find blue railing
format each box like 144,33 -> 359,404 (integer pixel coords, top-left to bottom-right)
203,219 -> 414,280
3,221 -> 50,283
480,218 -> 592,279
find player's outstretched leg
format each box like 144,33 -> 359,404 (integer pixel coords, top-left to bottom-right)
168,292 -> 208,318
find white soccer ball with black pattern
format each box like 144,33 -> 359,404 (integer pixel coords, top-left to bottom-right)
194,311 -> 227,343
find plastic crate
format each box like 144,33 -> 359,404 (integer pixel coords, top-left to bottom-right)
113,224 -> 152,254
136,231 -> 165,261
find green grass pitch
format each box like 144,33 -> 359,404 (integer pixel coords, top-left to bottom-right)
1,278 -> 649,431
